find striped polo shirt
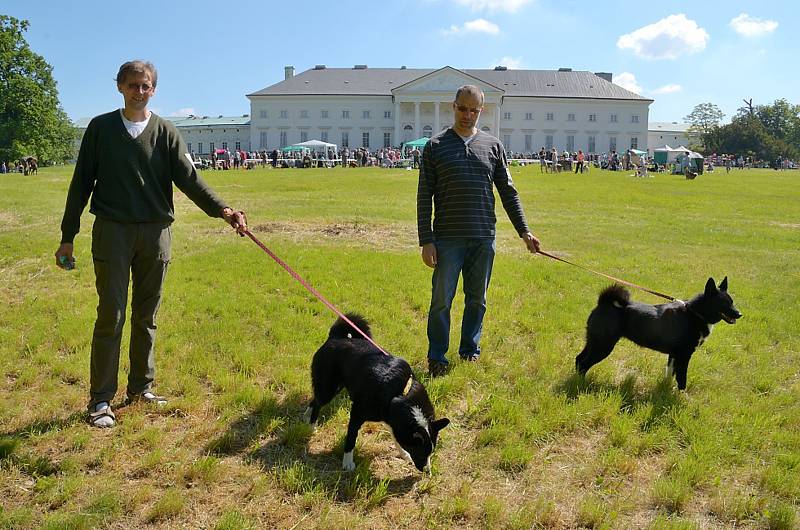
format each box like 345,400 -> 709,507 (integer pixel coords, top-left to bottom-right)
417,128 -> 530,245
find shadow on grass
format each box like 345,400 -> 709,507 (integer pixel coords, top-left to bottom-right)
556,372 -> 684,427
206,389 -> 419,505
1,411 -> 88,478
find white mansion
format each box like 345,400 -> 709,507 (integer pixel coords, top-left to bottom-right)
245,65 -> 653,155
74,65 -> 656,157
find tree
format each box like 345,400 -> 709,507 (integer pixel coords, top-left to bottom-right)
0,15 -> 76,165
684,103 -> 725,151
705,115 -> 798,161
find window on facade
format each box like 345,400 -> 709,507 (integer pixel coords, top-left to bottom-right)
300,110 -> 308,119
588,135 -> 595,153
524,134 -> 532,152
362,110 -> 370,119
187,142 -> 192,153
259,110 -> 267,119
320,131 -> 328,142
210,142 -> 215,152
321,110 -> 329,119
423,125 -> 432,138
342,110 -> 350,119
384,111 -> 391,119
198,142 -> 203,154
503,112 -> 511,120
279,131 -> 287,148
609,136 -> 617,151
588,113 -> 597,122
235,141 -> 241,150
222,142 -> 227,150
503,135 -> 511,150
546,112 -> 554,121
630,137 -> 638,149
545,135 -> 553,149
384,132 -> 391,147
610,114 -> 618,123
525,112 -> 533,120
566,135 -> 574,152
631,115 -> 639,123
567,113 -> 575,122
280,110 -> 288,119
300,131 -> 308,142
342,132 -> 349,147
362,132 -> 369,148
259,131 -> 267,148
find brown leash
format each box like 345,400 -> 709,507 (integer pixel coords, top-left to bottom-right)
536,249 -> 678,302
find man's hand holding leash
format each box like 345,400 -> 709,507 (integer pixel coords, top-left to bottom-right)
222,207 -> 248,236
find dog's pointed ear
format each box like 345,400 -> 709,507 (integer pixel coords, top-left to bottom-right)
431,418 -> 450,433
705,277 -> 717,295
719,276 -> 728,291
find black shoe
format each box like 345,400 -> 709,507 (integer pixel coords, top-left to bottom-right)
428,359 -> 450,377
460,353 -> 480,362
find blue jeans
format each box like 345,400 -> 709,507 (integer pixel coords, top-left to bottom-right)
427,238 -> 496,363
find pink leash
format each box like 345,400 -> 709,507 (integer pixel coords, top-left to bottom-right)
536,249 -> 677,302
243,229 -> 390,355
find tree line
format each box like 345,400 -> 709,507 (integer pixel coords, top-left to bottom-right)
685,100 -> 800,162
1,15 -> 76,166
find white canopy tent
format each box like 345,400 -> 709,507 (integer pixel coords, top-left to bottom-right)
292,139 -> 338,153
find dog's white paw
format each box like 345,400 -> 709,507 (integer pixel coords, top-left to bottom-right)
342,451 -> 356,471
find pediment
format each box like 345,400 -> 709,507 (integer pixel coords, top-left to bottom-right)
392,67 -> 503,96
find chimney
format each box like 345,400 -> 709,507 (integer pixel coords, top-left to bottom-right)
595,72 -> 612,82
284,66 -> 295,80
353,64 -> 368,69
494,66 -> 507,71
558,67 -> 572,72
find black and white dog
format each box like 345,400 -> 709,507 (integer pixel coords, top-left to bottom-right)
576,277 -> 741,390
305,314 -> 449,472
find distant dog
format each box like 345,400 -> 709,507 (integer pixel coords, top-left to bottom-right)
576,277 -> 741,390
305,314 -> 449,472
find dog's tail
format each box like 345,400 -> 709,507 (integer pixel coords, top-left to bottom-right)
328,313 -> 373,340
597,284 -> 631,308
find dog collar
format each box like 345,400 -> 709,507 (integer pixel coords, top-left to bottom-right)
403,376 -> 414,396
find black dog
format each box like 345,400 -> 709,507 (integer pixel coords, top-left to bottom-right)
305,314 -> 449,472
576,277 -> 741,390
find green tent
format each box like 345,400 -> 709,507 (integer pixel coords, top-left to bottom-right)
403,137 -> 430,149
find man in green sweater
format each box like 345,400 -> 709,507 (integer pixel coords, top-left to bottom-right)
55,60 -> 248,427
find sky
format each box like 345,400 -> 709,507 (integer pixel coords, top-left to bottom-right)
4,0 -> 796,124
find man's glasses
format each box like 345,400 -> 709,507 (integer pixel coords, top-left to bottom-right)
455,104 -> 482,114
127,83 -> 153,92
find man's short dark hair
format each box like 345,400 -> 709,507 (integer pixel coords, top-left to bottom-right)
116,60 -> 158,87
455,85 -> 485,106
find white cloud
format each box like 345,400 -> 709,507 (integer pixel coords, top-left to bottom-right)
614,72 -> 643,94
443,18 -> 500,35
492,56 -> 525,69
730,13 -> 778,37
652,84 -> 682,94
617,14 -> 709,60
454,0 -> 533,13
170,107 -> 196,117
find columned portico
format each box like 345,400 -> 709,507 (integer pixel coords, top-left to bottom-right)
434,102 -> 440,136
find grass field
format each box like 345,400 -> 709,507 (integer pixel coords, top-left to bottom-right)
0,164 -> 798,529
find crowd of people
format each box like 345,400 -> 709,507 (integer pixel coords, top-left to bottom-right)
191,145 -> 424,170
0,157 -> 38,175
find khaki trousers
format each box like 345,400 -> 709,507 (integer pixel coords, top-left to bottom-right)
88,217 -> 171,409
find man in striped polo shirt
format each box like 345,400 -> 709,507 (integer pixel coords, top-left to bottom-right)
417,85 -> 541,377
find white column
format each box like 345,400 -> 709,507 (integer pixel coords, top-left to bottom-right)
394,101 -> 401,147
434,101 -> 440,135
414,102 -> 420,138
494,103 -> 501,136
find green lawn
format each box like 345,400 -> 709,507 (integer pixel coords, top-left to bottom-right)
0,164 -> 798,529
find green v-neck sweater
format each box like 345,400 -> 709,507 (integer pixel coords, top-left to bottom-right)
60,110 -> 227,243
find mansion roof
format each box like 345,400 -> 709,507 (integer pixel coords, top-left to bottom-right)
248,66 -> 652,102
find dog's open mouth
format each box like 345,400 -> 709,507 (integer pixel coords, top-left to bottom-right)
721,313 -> 738,324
